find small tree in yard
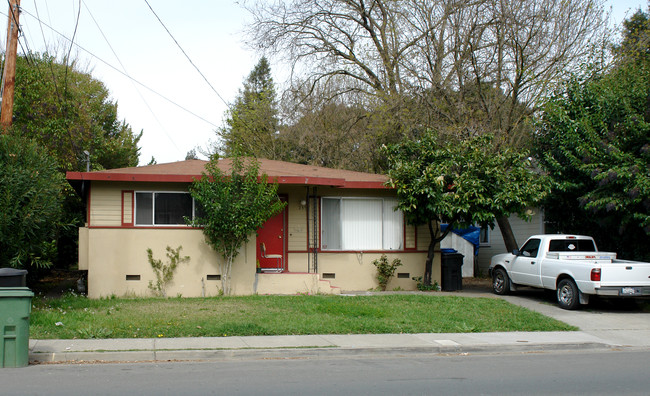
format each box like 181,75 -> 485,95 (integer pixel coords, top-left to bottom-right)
188,156 -> 286,295
383,132 -> 547,287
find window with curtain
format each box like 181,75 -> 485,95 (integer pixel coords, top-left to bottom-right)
135,192 -> 199,226
321,197 -> 403,251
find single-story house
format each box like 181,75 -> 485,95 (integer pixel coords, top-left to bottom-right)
66,159 -> 439,298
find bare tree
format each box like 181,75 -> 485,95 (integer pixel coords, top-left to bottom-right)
246,0 -> 609,250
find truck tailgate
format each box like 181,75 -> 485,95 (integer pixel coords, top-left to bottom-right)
600,261 -> 650,286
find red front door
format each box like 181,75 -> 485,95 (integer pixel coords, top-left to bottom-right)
256,198 -> 287,272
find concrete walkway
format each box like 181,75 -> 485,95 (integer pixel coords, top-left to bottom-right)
28,286 -> 650,364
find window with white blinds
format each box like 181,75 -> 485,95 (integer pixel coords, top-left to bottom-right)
321,197 -> 403,251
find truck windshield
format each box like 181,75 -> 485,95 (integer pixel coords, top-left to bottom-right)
548,239 -> 596,252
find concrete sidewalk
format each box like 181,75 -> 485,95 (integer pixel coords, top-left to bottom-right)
29,331 -> 615,363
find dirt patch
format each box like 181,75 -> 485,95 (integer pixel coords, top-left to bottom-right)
31,269 -> 86,298
460,276 -> 491,291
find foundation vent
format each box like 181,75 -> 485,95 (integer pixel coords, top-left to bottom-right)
322,273 -> 335,279
126,275 -> 141,281
206,274 -> 221,281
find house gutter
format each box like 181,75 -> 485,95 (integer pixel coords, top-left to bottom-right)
66,172 -> 389,189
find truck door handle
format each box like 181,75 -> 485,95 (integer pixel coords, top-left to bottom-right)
531,261 -> 536,265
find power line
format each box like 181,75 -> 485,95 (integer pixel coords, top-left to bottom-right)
143,0 -> 230,109
81,0 -> 180,152
16,7 -> 219,129
32,0 -> 63,106
143,0 -> 265,150
62,0 -> 81,94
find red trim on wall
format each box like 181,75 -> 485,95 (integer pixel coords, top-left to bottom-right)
88,226 -> 204,230
317,196 -> 322,252
86,183 -> 92,226
288,249 -> 427,254
121,190 -> 134,227
404,222 -> 417,251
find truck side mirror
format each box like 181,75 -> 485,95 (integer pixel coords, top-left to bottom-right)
512,249 -> 521,256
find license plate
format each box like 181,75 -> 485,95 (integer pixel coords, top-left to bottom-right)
621,287 -> 639,295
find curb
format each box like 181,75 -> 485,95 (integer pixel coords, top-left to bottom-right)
29,341 -> 615,364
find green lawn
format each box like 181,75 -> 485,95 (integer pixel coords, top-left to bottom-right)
30,293 -> 576,339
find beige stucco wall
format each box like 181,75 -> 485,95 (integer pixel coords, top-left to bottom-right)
81,181 -> 439,297
83,227 -> 439,297
317,251 -> 439,291
85,228 -> 235,298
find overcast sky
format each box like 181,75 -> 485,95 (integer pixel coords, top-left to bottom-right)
5,0 -> 648,166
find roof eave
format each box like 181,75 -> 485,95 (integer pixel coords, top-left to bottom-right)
66,172 -> 388,189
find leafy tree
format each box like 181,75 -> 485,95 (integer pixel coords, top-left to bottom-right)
615,5 -> 650,65
535,62 -> 650,260
218,57 -> 281,159
185,149 -> 199,160
10,52 -> 141,172
384,132 -> 547,286
188,156 -> 286,294
0,135 -> 65,269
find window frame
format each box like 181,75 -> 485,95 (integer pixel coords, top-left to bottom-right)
519,238 -> 541,258
320,196 -> 404,252
479,226 -> 490,246
134,191 -> 201,227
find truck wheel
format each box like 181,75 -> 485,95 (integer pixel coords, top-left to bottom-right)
492,268 -> 510,295
557,278 -> 580,310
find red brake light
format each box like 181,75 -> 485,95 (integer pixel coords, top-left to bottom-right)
591,268 -> 601,282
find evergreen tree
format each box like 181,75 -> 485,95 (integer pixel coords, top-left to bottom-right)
218,57 -> 280,159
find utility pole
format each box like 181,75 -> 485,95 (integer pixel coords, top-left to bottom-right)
0,0 -> 20,131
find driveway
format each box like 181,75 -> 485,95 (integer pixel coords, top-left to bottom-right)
478,284 -> 650,348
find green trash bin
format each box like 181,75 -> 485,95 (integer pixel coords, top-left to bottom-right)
0,286 -> 34,368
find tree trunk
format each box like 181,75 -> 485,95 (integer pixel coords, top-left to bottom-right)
424,220 -> 455,286
423,240 -> 436,287
497,215 -> 519,253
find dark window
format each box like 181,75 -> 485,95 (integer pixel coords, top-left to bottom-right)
135,192 -> 153,225
548,239 -> 596,252
135,192 -> 198,226
155,192 -> 193,225
520,238 -> 541,258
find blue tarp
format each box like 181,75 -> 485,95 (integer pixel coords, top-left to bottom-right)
440,224 -> 481,256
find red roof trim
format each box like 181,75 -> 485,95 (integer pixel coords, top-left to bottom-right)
343,181 -> 388,189
66,172 -> 197,183
66,171 -> 388,189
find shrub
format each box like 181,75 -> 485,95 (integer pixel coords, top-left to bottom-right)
147,246 -> 190,297
0,135 -> 64,269
373,254 -> 402,291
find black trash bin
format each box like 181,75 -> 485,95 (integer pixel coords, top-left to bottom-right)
441,250 -> 463,291
0,268 -> 27,287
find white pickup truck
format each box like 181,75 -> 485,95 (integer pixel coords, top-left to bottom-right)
489,234 -> 650,309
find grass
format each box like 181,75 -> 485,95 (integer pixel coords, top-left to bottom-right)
30,292 -> 576,339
